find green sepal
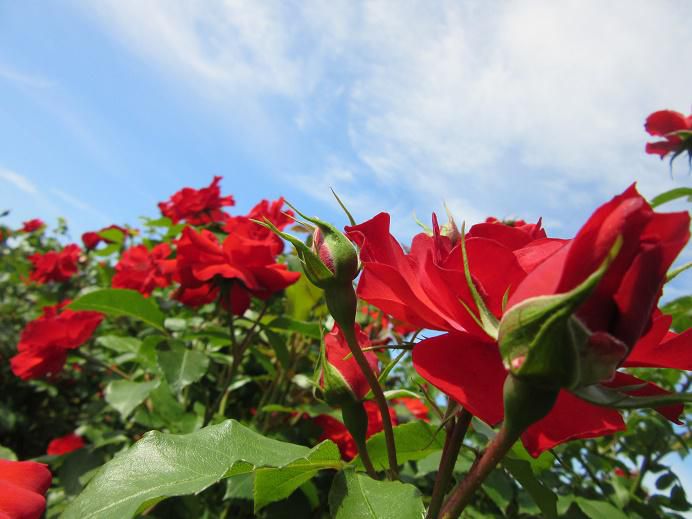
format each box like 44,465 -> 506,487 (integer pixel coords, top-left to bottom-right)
341,401 -> 369,453
460,223 -> 499,339
252,218 -> 335,287
572,383 -> 692,410
498,236 -> 623,390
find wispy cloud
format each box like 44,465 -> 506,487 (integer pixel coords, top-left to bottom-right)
0,167 -> 38,194
50,188 -> 111,223
80,0 -> 692,236
0,63 -> 54,89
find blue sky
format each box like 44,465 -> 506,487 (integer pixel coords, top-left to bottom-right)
1,0 -> 691,499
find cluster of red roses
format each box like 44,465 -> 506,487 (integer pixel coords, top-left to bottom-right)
13,176 -> 302,381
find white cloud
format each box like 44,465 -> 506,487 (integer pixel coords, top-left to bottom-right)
0,63 -> 54,89
0,167 -> 38,194
50,188 -> 111,223
80,0 -> 692,235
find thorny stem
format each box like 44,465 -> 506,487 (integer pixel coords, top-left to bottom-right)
439,424 -> 519,519
426,408 -> 473,519
341,325 -> 399,479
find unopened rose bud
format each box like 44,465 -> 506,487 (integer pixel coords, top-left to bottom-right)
319,324 -> 379,407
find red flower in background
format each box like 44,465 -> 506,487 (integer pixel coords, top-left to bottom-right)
158,176 -> 235,225
347,186 -> 691,456
313,401 -> 397,460
21,219 -> 45,233
81,225 -> 132,250
644,110 -> 692,159
28,244 -> 81,284
394,397 -> 430,422
173,224 -> 300,315
11,303 -> 103,380
112,243 -> 173,296
223,197 -> 294,255
46,433 -> 85,456
0,459 -> 51,519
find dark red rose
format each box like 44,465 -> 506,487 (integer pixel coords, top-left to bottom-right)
0,459 -> 51,519
81,224 -> 132,250
320,323 -> 379,404
21,219 -> 45,233
644,110 -> 692,159
348,186 -> 691,456
46,433 -> 85,456
28,244 -> 81,284
173,225 -> 300,315
313,401 -> 397,460
223,197 -> 293,255
158,176 -> 234,225
112,243 -> 173,296
11,303 -> 103,380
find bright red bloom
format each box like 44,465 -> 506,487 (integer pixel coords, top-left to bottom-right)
11,303 -> 103,380
348,186 -> 691,456
321,323 -> 379,403
21,219 -> 45,233
28,244 -> 81,284
158,176 -> 234,225
46,433 -> 85,456
173,225 -> 300,315
313,401 -> 397,460
360,306 -> 418,338
112,243 -> 173,296
0,459 -> 51,519
223,197 -> 294,255
644,110 -> 692,159
81,225 -> 132,250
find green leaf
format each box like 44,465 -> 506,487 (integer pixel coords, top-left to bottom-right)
574,497 -> 629,519
105,379 -> 160,418
63,420 -> 334,519
253,441 -> 342,511
157,344 -> 209,393
285,271 -> 324,321
0,445 -> 17,461
98,227 -> 125,244
328,469 -> 425,519
356,421 -> 445,471
662,295 -> 692,332
266,317 -> 322,339
650,187 -> 692,208
70,289 -> 166,332
503,458 -> 557,519
96,336 -> 141,354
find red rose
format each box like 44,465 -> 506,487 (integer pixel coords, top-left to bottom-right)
112,243 -> 173,296
320,323 -> 379,404
348,186 -> 691,455
0,459 -> 51,519
11,303 -> 103,380
158,176 -> 234,225
173,225 -> 300,314
28,244 -> 81,284
81,225 -> 132,250
46,433 -> 85,456
223,197 -> 294,255
313,401 -> 397,460
644,110 -> 692,159
20,219 -> 45,233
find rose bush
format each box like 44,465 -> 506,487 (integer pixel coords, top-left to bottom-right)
0,151 -> 689,519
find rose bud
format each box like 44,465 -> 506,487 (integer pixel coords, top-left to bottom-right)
318,323 -> 379,407
253,200 -> 360,328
